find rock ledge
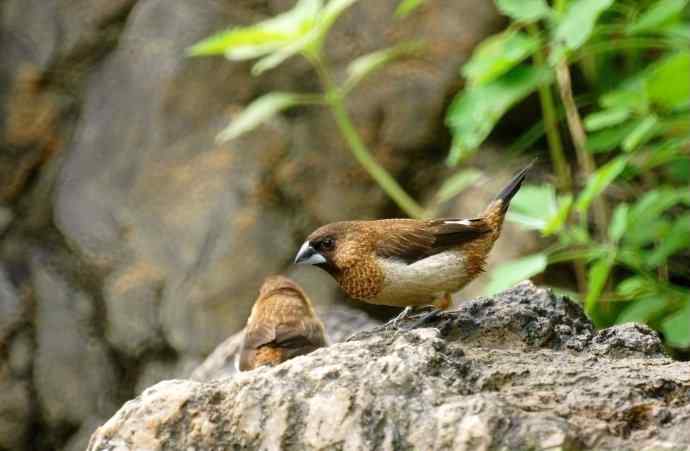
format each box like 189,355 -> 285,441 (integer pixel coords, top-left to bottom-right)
88,282 -> 690,451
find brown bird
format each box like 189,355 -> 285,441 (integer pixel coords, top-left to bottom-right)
237,275 -> 328,371
294,165 -> 530,314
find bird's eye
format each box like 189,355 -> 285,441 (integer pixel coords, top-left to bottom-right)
319,238 -> 335,251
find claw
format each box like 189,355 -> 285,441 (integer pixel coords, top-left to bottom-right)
406,308 -> 443,329
384,306 -> 413,329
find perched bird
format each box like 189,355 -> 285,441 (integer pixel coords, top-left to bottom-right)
237,275 -> 328,371
294,164 -> 531,312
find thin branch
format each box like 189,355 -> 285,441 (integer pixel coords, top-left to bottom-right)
555,60 -> 609,236
528,25 -> 572,192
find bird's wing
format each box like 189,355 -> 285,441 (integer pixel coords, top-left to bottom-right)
238,322 -> 275,370
375,218 -> 490,264
239,320 -> 325,370
274,320 -> 327,359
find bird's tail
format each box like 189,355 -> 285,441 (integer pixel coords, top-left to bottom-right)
481,161 -> 533,231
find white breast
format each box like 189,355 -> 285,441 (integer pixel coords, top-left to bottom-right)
374,251 -> 469,306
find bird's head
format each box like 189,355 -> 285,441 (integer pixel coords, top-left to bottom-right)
294,222 -> 363,276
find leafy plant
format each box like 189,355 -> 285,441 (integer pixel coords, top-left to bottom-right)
454,0 -> 690,350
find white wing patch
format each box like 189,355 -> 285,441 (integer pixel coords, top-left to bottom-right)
443,219 -> 472,226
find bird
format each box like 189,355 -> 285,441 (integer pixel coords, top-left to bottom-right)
293,164 -> 531,317
237,275 -> 328,371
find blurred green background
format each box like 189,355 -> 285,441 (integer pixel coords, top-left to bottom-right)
0,0 -> 688,450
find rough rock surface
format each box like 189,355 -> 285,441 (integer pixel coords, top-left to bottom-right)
88,283 -> 690,451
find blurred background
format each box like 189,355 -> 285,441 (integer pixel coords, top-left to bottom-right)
0,0 -> 688,450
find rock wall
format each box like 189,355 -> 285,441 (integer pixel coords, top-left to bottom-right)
88,283 -> 690,451
0,1 -> 504,449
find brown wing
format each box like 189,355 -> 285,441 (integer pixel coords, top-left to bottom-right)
238,319 -> 326,370
375,218 -> 490,264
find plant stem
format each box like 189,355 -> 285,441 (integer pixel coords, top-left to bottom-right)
311,55 -> 426,219
555,60 -> 609,236
529,25 -> 571,192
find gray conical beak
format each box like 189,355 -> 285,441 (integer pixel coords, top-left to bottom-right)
294,241 -> 326,265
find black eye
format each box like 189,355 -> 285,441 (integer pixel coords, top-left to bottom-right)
319,238 -> 335,251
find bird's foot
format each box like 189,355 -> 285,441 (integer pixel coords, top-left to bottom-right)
384,306 -> 414,329
405,308 -> 443,330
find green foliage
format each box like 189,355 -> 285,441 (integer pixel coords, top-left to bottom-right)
446,66 -> 552,164
444,0 -> 690,350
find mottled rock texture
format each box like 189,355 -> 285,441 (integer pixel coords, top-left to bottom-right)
88,283 -> 690,451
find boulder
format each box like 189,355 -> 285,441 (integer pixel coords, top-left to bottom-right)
88,283 -> 690,451
31,256 -> 120,428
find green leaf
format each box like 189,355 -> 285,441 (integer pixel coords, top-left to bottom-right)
622,115 -> 659,152
495,0 -> 551,22
217,92 -> 303,142
647,213 -> 690,267
187,29 -> 291,57
187,0 -> 322,59
626,188 -> 690,245
616,276 -> 653,298
647,51 -> 690,110
575,156 -> 627,214
586,121 -> 639,153
661,301 -> 690,348
585,255 -> 615,314
446,65 -> 551,164
507,184 -> 558,231
584,108 -> 631,131
344,42 -> 423,91
485,253 -> 548,295
435,169 -> 482,204
616,296 -> 668,325
608,203 -> 629,243
627,0 -> 689,35
395,0 -> 425,18
600,78 -> 649,112
462,30 -> 540,85
543,194 -> 573,236
552,0 -> 614,51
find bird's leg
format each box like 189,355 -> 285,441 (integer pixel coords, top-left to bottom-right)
406,293 -> 451,329
384,306 -> 414,328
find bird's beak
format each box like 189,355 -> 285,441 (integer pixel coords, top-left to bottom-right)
294,241 -> 327,265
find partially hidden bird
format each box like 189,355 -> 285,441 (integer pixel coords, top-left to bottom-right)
237,275 -> 328,371
293,164 -> 531,315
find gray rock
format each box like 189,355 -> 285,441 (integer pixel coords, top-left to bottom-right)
103,261 -> 164,356
8,329 -> 33,377
0,266 -> 23,344
0,369 -> 31,451
63,417 -> 109,451
32,258 -> 119,427
135,356 -> 201,395
0,205 -> 12,233
88,283 -> 690,451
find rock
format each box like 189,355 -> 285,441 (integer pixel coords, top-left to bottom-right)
7,329 -> 33,377
0,206 -> 12,233
63,417 -> 109,451
0,266 -> 24,344
135,356 -> 201,395
103,261 -> 165,356
31,257 -> 120,427
88,283 -> 690,451
190,301 -> 381,381
0,368 -> 31,451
